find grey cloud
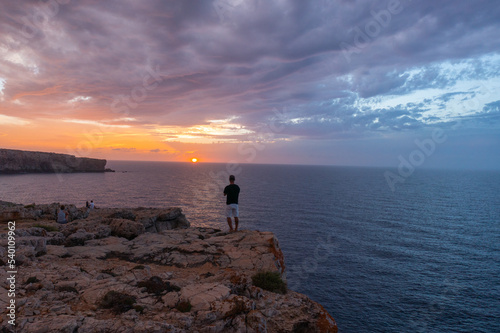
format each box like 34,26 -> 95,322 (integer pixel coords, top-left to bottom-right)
112,148 -> 136,152
476,101 -> 500,124
0,0 -> 499,140
150,149 -> 172,153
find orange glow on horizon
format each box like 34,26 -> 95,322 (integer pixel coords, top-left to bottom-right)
0,115 -> 240,163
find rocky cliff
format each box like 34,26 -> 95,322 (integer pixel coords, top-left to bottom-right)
0,149 -> 109,174
0,203 -> 338,333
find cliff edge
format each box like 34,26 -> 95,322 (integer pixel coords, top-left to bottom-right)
0,203 -> 338,333
0,149 -> 109,174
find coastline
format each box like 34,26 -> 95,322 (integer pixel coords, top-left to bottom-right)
0,202 -> 338,333
0,149 -> 113,174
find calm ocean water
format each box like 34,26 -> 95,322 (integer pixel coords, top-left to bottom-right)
1,161 -> 499,332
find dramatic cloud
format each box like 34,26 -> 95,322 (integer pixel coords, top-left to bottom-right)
0,0 -> 499,167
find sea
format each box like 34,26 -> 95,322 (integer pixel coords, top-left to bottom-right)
1,161 -> 499,333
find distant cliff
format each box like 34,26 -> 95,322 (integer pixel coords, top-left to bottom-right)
0,149 -> 109,174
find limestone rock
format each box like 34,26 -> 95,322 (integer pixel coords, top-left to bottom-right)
65,229 -> 96,247
0,236 -> 46,260
0,202 -> 87,223
110,218 -> 145,240
181,283 -> 232,311
0,203 -> 337,333
0,148 -> 108,174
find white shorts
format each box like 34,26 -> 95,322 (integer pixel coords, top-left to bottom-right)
226,204 -> 239,218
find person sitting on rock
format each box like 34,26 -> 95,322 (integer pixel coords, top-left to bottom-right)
57,205 -> 69,224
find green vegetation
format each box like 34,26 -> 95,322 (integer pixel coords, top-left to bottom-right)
175,300 -> 192,313
251,271 -> 287,294
133,305 -> 145,314
103,251 -> 131,261
33,223 -> 59,232
57,286 -> 78,293
100,291 -> 137,314
137,276 -> 181,296
24,203 -> 36,209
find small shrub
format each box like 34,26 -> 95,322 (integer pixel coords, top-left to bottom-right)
251,271 -> 287,294
25,277 -> 40,284
33,224 -> 59,232
176,301 -> 192,313
133,305 -> 145,314
100,291 -> 137,314
137,276 -> 180,296
58,286 -> 78,293
24,203 -> 36,209
292,321 -> 312,333
103,251 -> 131,261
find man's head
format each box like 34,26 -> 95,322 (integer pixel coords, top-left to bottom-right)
229,175 -> 235,183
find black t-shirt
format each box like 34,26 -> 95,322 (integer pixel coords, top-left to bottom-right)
224,184 -> 240,205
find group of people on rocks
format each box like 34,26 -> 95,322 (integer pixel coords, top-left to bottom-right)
54,174 -> 242,231
56,200 -> 94,224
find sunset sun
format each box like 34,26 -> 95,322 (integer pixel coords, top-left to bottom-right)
191,158 -> 198,163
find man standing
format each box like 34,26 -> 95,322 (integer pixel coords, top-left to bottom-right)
224,175 -> 240,232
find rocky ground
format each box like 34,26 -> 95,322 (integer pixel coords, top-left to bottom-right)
0,202 -> 337,332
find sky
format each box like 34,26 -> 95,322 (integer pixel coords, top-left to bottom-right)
1,0 -> 499,169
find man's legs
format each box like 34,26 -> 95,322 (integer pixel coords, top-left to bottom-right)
234,217 -> 239,231
227,217 -> 234,232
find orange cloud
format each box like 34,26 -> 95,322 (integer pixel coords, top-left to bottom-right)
12,85 -> 64,101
